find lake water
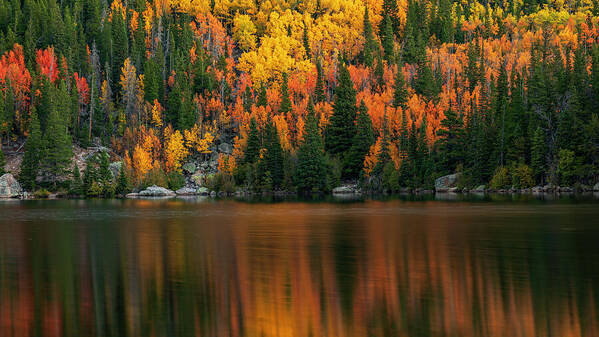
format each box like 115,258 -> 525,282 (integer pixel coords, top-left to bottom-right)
1,196 -> 598,337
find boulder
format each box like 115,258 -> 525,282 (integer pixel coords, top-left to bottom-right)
543,184 -> 555,192
182,162 -> 196,174
448,187 -> 460,193
594,182 -> 599,192
0,174 -> 22,198
532,186 -> 543,193
197,187 -> 209,195
138,185 -> 176,197
109,161 -> 122,179
176,187 -> 198,196
559,186 -> 574,193
435,173 -> 462,190
125,193 -> 139,198
332,184 -> 360,194
473,185 -> 486,193
210,191 -> 217,197
218,142 -> 233,154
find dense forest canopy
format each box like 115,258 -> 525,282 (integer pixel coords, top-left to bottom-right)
0,0 -> 598,194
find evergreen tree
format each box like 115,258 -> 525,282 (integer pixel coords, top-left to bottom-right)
42,84 -> 73,185
343,101 -> 374,179
393,63 -> 409,109
116,163 -> 131,196
244,118 -> 261,164
20,109 -> 43,190
98,151 -> 113,186
69,165 -> 84,196
303,26 -> 311,59
315,59 -> 326,103
435,107 -> 465,174
373,118 -> 392,177
325,63 -> 357,156
382,14 -> 395,63
262,121 -> 284,188
111,7 -> 129,93
257,85 -> 268,107
362,7 -> 376,67
279,73 -> 292,115
295,100 -> 326,192
531,126 -> 546,183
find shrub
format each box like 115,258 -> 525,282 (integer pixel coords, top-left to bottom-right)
205,172 -> 235,193
167,171 -> 186,190
34,189 -> 50,198
142,167 -> 168,189
511,163 -> 534,189
489,166 -> 510,190
324,155 -> 342,191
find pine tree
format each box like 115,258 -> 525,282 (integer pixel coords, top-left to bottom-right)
382,14 -> 395,63
116,163 -> 131,196
373,118 -> 392,177
374,57 -> 385,92
362,7 -> 376,67
42,82 -> 73,185
244,118 -> 261,164
393,63 -> 409,109
315,59 -> 326,103
111,7 -> 129,93
262,121 -> 284,188
343,101 -> 374,179
98,151 -> 113,186
20,109 -> 43,191
435,107 -> 465,174
279,73 -> 292,115
531,126 -> 546,183
70,165 -> 84,196
295,100 -> 326,193
325,63 -> 357,156
303,26 -> 311,59
257,85 -> 268,107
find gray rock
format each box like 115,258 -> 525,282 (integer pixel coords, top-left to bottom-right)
197,187 -> 209,195
473,185 -> 486,192
532,186 -> 543,193
109,161 -> 122,179
125,193 -> 139,198
217,191 -> 227,198
594,182 -> 599,191
176,187 -> 198,196
138,185 -> 176,197
435,173 -> 462,190
0,174 -> 22,198
218,142 -> 233,155
182,162 -> 196,174
332,184 -> 360,194
210,191 -> 217,197
543,184 -> 555,192
448,187 -> 460,193
559,186 -> 574,193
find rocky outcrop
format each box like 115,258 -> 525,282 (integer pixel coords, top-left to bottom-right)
218,142 -> 233,155
137,185 -> 176,197
435,173 -> 462,192
175,187 -> 198,196
182,162 -> 196,174
0,173 -> 22,198
594,182 -> 599,192
197,187 -> 209,195
472,185 -> 486,193
332,184 -> 361,194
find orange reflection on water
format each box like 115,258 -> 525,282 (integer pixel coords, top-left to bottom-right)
0,200 -> 598,337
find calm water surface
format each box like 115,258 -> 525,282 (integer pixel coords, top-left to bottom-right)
1,197 -> 598,337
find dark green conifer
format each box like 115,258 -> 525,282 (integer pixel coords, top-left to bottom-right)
325,63 -> 357,156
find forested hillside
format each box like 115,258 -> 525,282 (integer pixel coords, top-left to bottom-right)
0,0 -> 598,195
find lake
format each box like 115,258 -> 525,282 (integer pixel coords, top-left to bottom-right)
1,196 -> 598,337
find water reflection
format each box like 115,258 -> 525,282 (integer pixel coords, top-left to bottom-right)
1,199 -> 598,337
